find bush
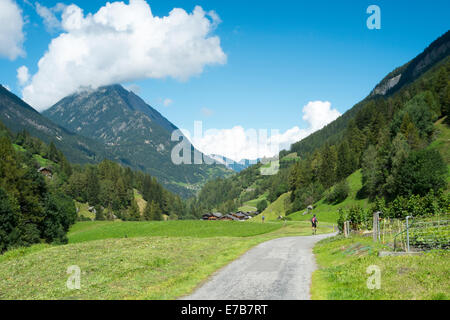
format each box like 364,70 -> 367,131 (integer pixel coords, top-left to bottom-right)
257,200 -> 268,212
337,208 -> 346,233
326,180 -> 350,204
382,190 -> 449,219
339,205 -> 372,231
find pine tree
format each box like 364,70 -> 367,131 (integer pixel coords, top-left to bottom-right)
361,145 -> 383,200
95,205 -> 105,221
143,201 -> 153,221
86,166 -> 100,206
48,141 -> 59,163
336,140 -> 352,181
0,188 -> 19,253
149,200 -> 162,221
383,133 -> 410,199
443,82 -> 450,124
434,67 -> 448,106
400,113 -> 421,149
128,199 -> 140,221
319,145 -> 337,188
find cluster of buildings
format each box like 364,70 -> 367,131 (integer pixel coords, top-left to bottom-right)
201,211 -> 261,221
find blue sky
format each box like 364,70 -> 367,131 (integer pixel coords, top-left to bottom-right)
0,0 -> 449,160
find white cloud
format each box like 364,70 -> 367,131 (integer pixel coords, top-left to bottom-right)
35,2 -> 66,33
17,65 -> 30,85
301,100 -> 341,131
0,0 -> 25,60
21,0 -> 227,111
163,98 -> 173,107
191,101 -> 341,161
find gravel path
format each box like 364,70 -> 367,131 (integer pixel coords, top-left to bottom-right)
183,232 -> 336,300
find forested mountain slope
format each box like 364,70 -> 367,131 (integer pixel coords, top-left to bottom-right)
197,31 -> 450,218
288,30 -> 450,158
0,120 -> 188,253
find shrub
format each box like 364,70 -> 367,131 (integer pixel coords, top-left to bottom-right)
257,200 -> 268,212
337,208 -> 346,232
326,180 -> 350,204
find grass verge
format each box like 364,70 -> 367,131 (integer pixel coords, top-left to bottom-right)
311,234 -> 450,300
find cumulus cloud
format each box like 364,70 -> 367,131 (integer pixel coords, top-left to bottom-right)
35,2 -> 66,33
22,0 -> 227,111
0,0 -> 25,60
163,98 -> 173,107
191,101 -> 341,161
301,100 -> 341,131
17,65 -> 30,85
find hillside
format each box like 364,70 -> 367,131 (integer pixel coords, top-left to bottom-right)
251,115 -> 450,225
428,117 -> 450,190
43,84 -> 232,197
0,85 -> 110,164
197,30 -> 450,221
288,170 -> 368,223
289,30 -> 450,158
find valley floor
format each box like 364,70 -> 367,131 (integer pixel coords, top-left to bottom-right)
0,220 -> 332,300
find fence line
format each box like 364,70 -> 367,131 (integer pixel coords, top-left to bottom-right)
344,213 -> 449,252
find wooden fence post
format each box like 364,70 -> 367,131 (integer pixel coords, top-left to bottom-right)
344,221 -> 350,238
373,211 -> 380,242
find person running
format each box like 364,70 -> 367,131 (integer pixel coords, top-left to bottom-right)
311,214 -> 318,235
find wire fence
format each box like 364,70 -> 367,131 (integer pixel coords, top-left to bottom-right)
394,216 -> 450,251
344,214 -> 450,252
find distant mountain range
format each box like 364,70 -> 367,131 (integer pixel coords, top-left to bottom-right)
209,154 -> 260,172
43,84 -> 232,197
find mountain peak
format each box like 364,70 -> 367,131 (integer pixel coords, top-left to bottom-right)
43,85 -> 231,197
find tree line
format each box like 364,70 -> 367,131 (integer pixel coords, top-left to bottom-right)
0,124 -> 189,252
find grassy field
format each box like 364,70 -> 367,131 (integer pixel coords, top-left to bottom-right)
67,220 -> 283,243
0,220 -> 332,299
238,193 -> 268,212
288,170 -> 369,223
311,234 -> 450,300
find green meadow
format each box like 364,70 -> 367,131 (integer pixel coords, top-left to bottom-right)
0,220 -> 332,300
67,220 -> 282,243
